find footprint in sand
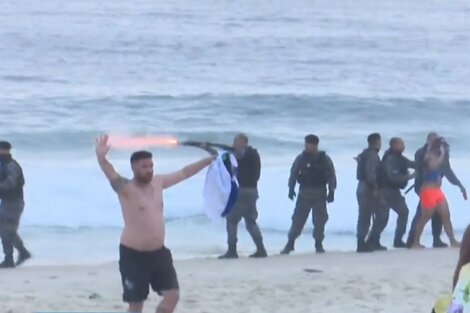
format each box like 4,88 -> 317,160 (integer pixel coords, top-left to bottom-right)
352,291 -> 365,300
88,292 -> 102,300
404,285 -> 417,292
185,298 -> 198,304
371,293 -> 385,300
218,290 -> 230,297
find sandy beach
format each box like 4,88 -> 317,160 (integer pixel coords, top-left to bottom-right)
0,248 -> 457,313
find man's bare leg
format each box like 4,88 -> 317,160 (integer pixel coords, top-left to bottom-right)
128,302 -> 144,313
412,210 -> 433,249
437,200 -> 460,247
156,290 -> 179,313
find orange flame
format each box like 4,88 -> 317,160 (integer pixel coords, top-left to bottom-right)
108,135 -> 179,149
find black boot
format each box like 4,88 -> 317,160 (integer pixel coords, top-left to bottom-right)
367,237 -> 387,251
393,238 -> 407,249
0,256 -> 15,269
433,238 -> 449,248
315,241 -> 325,254
356,239 -> 373,253
16,248 -> 32,266
250,244 -> 268,258
373,239 -> 388,251
280,240 -> 295,255
405,234 -> 414,248
218,244 -> 238,259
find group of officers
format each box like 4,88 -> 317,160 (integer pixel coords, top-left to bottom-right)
0,132 -> 466,267
210,131 -> 466,258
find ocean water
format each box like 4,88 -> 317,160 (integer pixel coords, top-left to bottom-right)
1,0 -> 470,265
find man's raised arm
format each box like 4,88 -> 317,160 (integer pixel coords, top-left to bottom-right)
96,135 -> 128,193
208,143 -> 235,152
161,156 -> 215,189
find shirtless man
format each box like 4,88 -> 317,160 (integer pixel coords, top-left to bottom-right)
96,135 -> 214,313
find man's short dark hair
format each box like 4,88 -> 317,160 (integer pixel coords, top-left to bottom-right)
389,137 -> 400,147
130,151 -> 153,164
427,132 -> 439,141
367,133 -> 381,146
0,141 -> 12,150
235,133 -> 249,144
305,134 -> 319,145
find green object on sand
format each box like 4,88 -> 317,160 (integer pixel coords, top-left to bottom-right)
303,268 -> 323,274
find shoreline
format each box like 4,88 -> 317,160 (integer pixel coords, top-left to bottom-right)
16,244 -> 460,267
16,223 -> 462,266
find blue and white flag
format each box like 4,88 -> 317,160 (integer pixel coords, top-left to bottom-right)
203,152 -> 239,222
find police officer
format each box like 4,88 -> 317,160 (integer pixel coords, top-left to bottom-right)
406,132 -> 467,248
355,133 -> 388,253
212,134 -> 267,259
380,137 -> 416,248
0,141 -> 31,268
281,134 -> 336,254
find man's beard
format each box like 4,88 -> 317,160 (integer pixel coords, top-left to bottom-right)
136,173 -> 153,184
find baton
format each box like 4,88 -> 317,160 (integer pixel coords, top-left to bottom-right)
404,184 -> 415,195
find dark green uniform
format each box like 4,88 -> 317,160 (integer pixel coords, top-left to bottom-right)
283,151 -> 336,253
380,149 -> 415,247
0,155 -> 29,267
356,147 -> 387,252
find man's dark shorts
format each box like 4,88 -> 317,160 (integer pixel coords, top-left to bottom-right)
119,244 -> 179,303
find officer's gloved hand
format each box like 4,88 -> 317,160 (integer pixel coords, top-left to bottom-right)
327,190 -> 335,203
461,186 -> 467,200
288,189 -> 296,201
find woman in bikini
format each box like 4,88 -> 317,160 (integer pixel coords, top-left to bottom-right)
412,138 -> 460,249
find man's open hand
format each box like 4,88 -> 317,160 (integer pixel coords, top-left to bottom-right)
96,134 -> 111,159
